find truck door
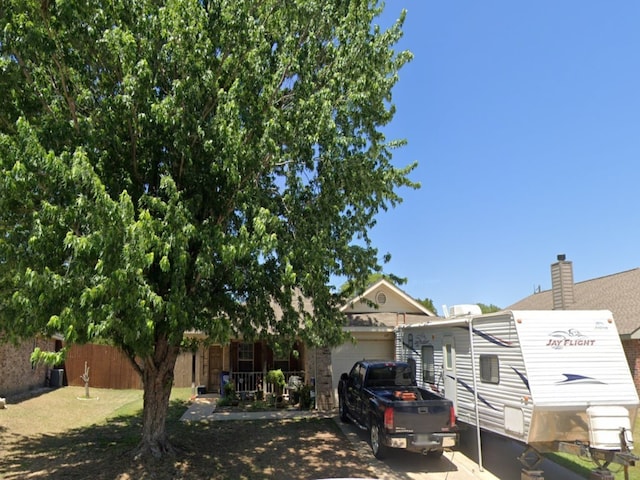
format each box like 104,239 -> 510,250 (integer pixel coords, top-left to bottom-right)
443,336 -> 457,412
345,363 -> 365,419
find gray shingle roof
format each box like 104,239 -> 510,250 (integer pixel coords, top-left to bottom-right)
345,312 -> 433,328
508,268 -> 640,337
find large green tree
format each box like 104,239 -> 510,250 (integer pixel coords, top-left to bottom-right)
0,0 -> 416,457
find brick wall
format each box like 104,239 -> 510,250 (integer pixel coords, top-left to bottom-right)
304,346 -> 334,410
622,339 -> 640,393
0,337 -> 54,397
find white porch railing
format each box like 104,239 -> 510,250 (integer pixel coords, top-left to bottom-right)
229,371 -> 305,395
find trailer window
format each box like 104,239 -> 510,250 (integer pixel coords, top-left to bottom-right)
421,345 -> 435,383
480,355 -> 499,384
445,343 -> 453,370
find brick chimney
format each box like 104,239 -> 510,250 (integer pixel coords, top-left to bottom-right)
551,254 -> 574,309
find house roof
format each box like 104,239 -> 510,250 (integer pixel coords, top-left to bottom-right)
507,267 -> 640,338
344,312 -> 436,328
341,279 -> 435,328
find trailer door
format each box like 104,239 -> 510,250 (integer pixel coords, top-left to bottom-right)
443,336 -> 457,411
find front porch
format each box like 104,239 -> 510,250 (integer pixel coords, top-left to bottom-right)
175,339 -> 334,410
184,339 -> 307,395
226,370 -> 305,398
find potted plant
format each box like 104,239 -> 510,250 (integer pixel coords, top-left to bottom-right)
266,369 -> 286,407
218,380 -> 239,406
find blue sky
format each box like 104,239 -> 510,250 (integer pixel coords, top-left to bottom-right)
368,2 -> 640,313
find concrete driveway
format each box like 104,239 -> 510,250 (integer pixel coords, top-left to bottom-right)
457,429 -> 586,480
336,419 -> 592,480
334,418 -> 500,480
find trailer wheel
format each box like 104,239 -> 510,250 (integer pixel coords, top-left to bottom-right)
338,393 -> 349,423
370,421 -> 388,460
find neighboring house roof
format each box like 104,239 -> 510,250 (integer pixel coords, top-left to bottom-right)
341,279 -> 435,328
508,267 -> 640,339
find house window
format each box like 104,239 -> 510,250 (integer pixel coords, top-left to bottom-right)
480,354 -> 499,384
421,345 -> 435,383
273,352 -> 289,371
238,343 -> 254,372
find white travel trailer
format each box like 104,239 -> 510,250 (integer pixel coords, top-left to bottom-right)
396,307 -> 639,475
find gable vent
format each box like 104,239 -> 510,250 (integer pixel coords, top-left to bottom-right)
376,291 -> 387,305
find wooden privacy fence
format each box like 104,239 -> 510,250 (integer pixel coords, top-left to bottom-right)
65,344 -> 142,389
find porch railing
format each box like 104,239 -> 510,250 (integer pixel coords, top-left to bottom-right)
229,371 -> 305,395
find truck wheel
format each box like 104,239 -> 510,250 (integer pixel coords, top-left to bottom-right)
370,422 -> 388,460
338,394 -> 349,423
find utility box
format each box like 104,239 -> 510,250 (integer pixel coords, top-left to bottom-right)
50,368 -> 64,388
521,470 -> 544,480
220,371 -> 230,394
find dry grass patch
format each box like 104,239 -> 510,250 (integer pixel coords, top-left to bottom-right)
0,387 -> 375,480
1,387 -> 144,435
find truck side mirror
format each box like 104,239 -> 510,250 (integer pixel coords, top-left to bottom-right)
340,373 -> 349,382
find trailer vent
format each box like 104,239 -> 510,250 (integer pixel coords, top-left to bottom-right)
449,304 -> 482,317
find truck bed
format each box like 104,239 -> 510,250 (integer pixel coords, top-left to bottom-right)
368,386 -> 442,403
339,361 -> 457,459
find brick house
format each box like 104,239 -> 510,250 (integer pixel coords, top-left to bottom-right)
508,255 -> 640,392
35,280 -> 433,411
182,280 -> 435,410
0,336 -> 57,398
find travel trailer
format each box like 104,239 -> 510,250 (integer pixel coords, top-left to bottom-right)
396,307 -> 639,475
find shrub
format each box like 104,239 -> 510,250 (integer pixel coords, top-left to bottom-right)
266,369 -> 285,389
299,384 -> 313,409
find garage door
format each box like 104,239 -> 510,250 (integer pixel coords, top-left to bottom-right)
330,335 -> 394,404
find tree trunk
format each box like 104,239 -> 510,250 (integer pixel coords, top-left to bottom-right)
136,334 -> 180,458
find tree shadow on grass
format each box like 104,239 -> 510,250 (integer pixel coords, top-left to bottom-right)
6,387 -> 56,405
0,400 -> 377,480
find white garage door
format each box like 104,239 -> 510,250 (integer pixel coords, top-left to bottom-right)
331,334 -> 394,404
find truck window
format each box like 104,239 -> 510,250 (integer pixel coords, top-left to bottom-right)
367,364 -> 413,386
349,364 -> 363,388
407,357 -> 417,382
480,354 -> 499,384
421,345 -> 435,383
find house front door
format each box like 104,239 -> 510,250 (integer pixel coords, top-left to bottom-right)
208,345 -> 223,393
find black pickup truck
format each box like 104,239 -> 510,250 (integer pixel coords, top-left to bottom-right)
338,360 -> 457,459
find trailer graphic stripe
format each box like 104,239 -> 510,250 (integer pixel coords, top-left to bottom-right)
511,367 -> 531,392
457,326 -> 515,348
449,375 -> 500,411
556,373 -> 605,385
402,341 -> 420,356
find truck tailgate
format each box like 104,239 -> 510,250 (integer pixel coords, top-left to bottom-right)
392,401 -> 453,433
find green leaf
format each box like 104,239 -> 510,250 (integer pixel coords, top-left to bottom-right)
0,0 -> 417,452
